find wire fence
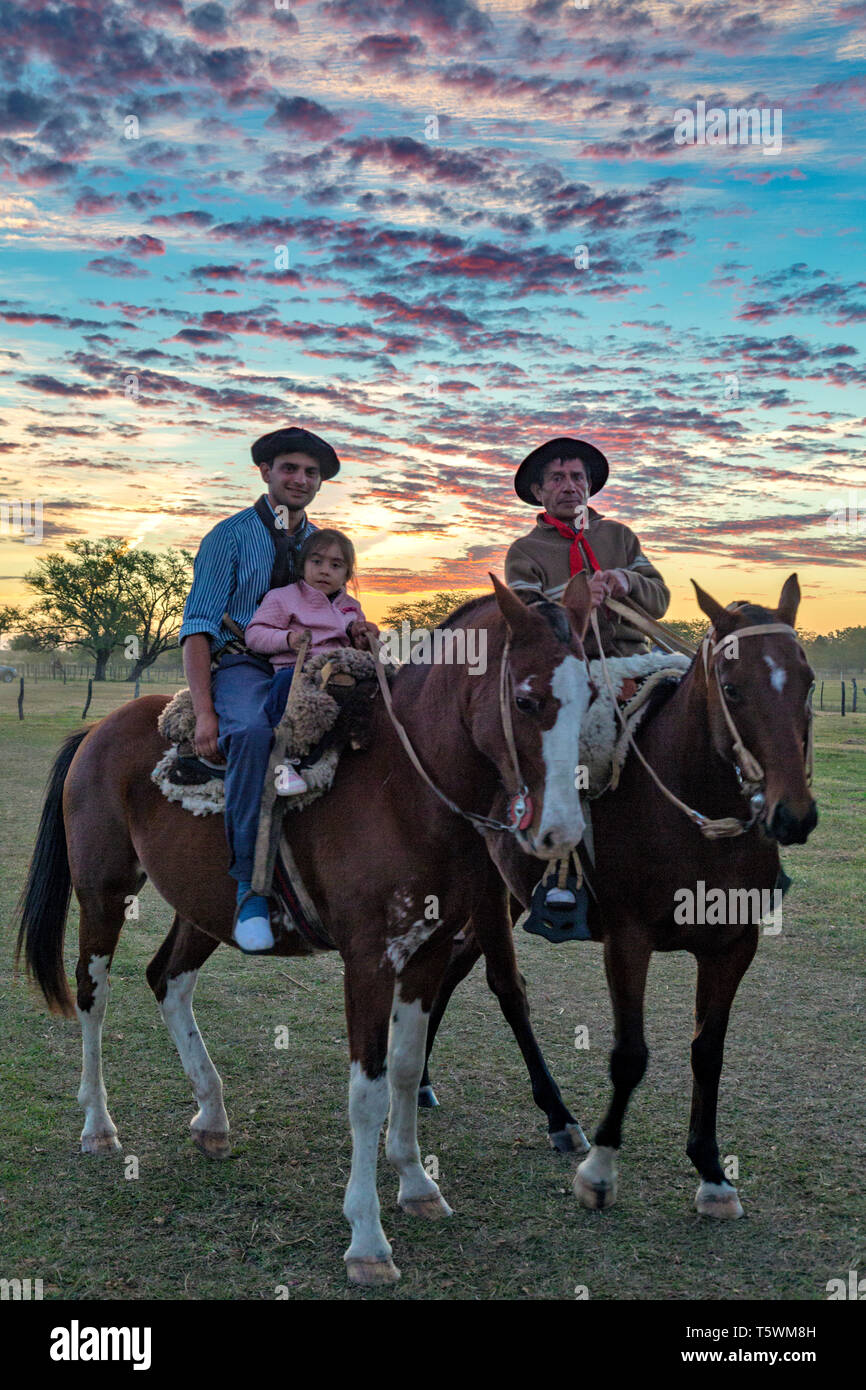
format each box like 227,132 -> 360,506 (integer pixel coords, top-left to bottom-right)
1,662 -> 184,682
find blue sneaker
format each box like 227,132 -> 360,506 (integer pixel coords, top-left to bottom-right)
233,882 -> 275,953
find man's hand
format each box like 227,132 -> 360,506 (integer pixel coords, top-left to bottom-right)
589,568 -> 630,608
193,708 -> 221,761
350,620 -> 380,650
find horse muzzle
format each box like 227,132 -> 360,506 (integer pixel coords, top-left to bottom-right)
765,799 -> 818,845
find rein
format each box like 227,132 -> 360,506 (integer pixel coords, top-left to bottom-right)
371,634 -> 532,836
589,609 -> 813,840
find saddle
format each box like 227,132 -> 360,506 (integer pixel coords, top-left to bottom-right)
151,649 -> 387,951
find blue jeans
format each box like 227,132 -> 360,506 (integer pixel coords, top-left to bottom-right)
264,664 -> 296,727
211,654 -> 274,885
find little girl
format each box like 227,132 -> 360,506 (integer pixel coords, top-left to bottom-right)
245,528 -> 378,793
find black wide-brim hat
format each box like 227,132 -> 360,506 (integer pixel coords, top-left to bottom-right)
251,426 -> 340,479
515,437 -> 608,505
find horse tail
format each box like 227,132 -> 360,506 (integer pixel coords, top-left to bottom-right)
14,728 -> 90,1017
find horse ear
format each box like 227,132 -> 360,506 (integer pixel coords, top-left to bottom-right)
562,571 -> 592,642
776,573 -> 800,627
489,572 -> 538,639
692,580 -> 737,637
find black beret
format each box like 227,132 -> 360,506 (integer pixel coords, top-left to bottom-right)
514,437 -> 608,505
251,426 -> 340,479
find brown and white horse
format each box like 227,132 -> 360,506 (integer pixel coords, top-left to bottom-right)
16,577 -> 593,1284
422,576 -> 818,1219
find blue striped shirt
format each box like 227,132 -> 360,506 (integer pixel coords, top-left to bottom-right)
179,500 -> 317,653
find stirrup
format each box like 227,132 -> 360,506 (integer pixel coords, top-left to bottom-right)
519,859 -> 592,943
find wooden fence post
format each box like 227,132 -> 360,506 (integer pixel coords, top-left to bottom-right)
17,676 -> 24,720
841,681 -> 846,717
852,679 -> 857,713
134,678 -> 140,699
82,678 -> 93,720
819,680 -> 824,711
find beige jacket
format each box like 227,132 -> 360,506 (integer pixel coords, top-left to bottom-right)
505,508 -> 669,658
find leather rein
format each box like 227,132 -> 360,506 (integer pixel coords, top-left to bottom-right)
371,635 -> 534,836
590,607 -> 814,840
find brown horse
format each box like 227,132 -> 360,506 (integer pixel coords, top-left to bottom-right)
15,577 -> 594,1285
421,575 -> 817,1219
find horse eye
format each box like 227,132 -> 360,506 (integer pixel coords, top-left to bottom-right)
516,695 -> 542,714
723,683 -> 741,703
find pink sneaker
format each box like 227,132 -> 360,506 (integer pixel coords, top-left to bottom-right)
277,764 -> 308,796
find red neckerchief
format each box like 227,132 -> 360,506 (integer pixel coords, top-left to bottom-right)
539,511 -> 601,576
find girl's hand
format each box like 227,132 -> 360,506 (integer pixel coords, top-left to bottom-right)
287,630 -> 305,652
350,620 -> 379,650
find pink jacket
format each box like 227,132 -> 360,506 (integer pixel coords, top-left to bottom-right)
245,580 -> 366,670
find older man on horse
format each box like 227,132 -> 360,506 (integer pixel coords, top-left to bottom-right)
505,437 -> 670,926
505,437 -> 669,658
179,425 -> 339,954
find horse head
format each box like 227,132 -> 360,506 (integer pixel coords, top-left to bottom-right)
467,573 -> 595,860
693,573 -> 817,845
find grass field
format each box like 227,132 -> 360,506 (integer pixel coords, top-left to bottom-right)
0,678 -> 863,1301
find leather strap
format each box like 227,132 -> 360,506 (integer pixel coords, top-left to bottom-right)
371,638 -> 524,836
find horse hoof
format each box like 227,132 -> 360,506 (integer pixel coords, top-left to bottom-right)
574,1170 -> 617,1210
80,1132 -> 122,1156
417,1084 -> 439,1109
192,1129 -> 232,1159
549,1122 -> 590,1154
399,1194 -> 453,1220
346,1257 -> 401,1286
695,1181 -> 744,1219
574,1146 -> 618,1210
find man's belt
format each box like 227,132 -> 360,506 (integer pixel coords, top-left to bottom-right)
211,612 -> 274,672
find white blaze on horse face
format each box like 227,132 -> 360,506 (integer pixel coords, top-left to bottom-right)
536,654 -> 591,853
764,654 -> 787,693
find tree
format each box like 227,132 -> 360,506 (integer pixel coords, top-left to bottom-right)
119,547 -> 192,680
661,617 -> 709,648
24,538 -> 133,680
382,590 -> 484,631
0,604 -> 22,648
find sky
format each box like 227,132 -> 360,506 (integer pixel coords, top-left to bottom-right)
1,0 -> 865,631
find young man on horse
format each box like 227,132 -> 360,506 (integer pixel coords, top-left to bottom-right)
505,437 -> 669,659
178,425 -> 339,954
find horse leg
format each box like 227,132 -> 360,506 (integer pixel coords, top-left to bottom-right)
418,930 -> 483,1108
146,914 -> 229,1159
74,882 -> 142,1156
342,957 -> 399,1286
575,927 -> 651,1210
688,929 -> 759,1220
470,886 -> 590,1153
386,938 -> 456,1221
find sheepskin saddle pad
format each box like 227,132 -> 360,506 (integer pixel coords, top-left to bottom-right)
151,647 -> 382,816
583,649 -> 692,796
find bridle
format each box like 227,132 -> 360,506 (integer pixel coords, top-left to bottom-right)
590,609 -> 814,840
371,633 -> 536,836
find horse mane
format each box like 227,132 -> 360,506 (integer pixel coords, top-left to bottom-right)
436,593 -> 573,646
